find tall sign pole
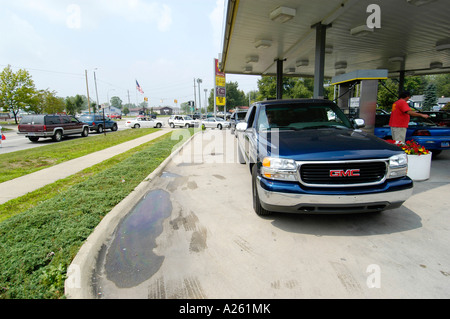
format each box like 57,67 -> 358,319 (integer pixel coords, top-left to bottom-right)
214,58 -> 226,117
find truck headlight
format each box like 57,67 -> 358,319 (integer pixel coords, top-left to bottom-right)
387,153 -> 408,179
261,157 -> 297,181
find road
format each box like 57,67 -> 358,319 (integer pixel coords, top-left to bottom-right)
0,119 -> 133,154
93,129 -> 450,299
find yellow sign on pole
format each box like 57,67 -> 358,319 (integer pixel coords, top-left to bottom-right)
216,96 -> 226,106
215,76 -> 225,87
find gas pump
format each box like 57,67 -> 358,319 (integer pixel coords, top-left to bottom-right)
331,69 -> 388,134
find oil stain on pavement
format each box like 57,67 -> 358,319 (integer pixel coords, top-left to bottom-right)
103,189 -> 172,288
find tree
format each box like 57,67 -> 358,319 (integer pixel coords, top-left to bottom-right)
34,89 -> 65,114
422,83 -> 437,111
65,94 -> 84,115
377,78 -> 398,110
110,96 -> 123,109
0,65 -> 37,123
225,81 -> 246,110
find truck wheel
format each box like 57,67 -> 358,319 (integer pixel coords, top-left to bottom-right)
218,124 -> 223,130
252,165 -> 271,216
97,125 -> 103,133
52,130 -> 63,142
170,123 -> 175,128
111,124 -> 118,131
28,137 -> 39,142
156,123 -> 162,128
81,127 -> 89,137
134,124 -> 140,129
185,124 -> 190,128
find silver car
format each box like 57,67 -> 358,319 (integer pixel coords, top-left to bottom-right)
202,117 -> 230,130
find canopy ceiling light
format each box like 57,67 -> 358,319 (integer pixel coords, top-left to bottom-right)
335,61 -> 347,69
430,61 -> 443,69
243,65 -> 253,73
246,55 -> 259,63
389,56 -> 404,63
406,0 -> 437,6
296,59 -> 309,67
284,67 -> 296,74
255,39 -> 272,49
436,40 -> 450,51
350,25 -> 374,36
269,6 -> 296,23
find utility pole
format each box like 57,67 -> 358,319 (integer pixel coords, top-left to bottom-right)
85,70 -> 91,114
93,69 -> 100,113
193,78 -> 197,115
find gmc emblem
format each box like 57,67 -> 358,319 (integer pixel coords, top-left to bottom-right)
329,169 -> 361,177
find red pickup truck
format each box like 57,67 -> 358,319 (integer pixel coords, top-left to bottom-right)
17,114 -> 89,142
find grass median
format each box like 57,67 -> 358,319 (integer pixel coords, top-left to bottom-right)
0,128 -> 160,183
0,128 -> 194,299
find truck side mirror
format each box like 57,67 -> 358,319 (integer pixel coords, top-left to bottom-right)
236,122 -> 248,132
353,118 -> 365,128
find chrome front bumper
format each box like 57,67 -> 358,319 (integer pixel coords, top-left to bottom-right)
257,179 -> 413,214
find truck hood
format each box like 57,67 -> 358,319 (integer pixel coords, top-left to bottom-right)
260,127 -> 403,161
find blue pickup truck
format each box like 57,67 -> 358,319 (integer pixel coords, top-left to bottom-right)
236,99 -> 413,216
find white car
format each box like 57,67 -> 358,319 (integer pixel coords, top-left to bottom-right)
125,117 -> 164,129
202,117 -> 230,130
168,115 -> 196,128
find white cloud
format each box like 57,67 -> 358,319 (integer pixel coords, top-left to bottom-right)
4,0 -> 173,31
209,0 -> 225,53
97,0 -> 173,31
0,10 -> 46,63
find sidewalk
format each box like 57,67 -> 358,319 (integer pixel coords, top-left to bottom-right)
0,129 -> 169,205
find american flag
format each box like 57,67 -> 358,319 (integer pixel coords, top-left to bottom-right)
136,80 -> 144,94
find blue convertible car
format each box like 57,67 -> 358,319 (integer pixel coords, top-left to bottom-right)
374,114 -> 450,157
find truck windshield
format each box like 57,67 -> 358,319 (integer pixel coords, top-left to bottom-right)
257,103 -> 353,131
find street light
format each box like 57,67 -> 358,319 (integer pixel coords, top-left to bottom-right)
204,88 -> 207,112
197,78 -> 202,115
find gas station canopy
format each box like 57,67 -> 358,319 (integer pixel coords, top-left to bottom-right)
220,0 -> 450,80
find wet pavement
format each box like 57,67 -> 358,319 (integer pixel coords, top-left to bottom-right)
68,129 -> 450,299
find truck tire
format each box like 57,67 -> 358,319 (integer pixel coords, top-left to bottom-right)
134,124 -> 140,129
252,165 -> 271,216
81,127 -> 89,137
218,124 -> 223,130
111,123 -> 118,131
28,136 -> 39,142
170,123 -> 175,128
97,125 -> 103,133
52,130 -> 63,142
156,123 -> 162,128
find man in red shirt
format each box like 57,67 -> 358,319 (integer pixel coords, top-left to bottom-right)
389,91 -> 429,143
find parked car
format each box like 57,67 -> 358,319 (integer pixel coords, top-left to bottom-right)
374,114 -> 450,157
201,117 -> 230,130
418,111 -> 450,127
125,117 -> 164,129
110,114 -> 122,119
235,99 -> 413,216
17,114 -> 89,142
230,110 -> 247,134
78,114 -> 118,133
168,115 -> 196,128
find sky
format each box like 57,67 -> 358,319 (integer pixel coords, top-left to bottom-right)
0,0 -> 261,109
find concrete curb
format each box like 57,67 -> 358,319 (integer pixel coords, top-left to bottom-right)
64,130 -> 200,299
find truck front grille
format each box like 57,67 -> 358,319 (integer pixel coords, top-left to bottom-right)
298,160 -> 387,187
